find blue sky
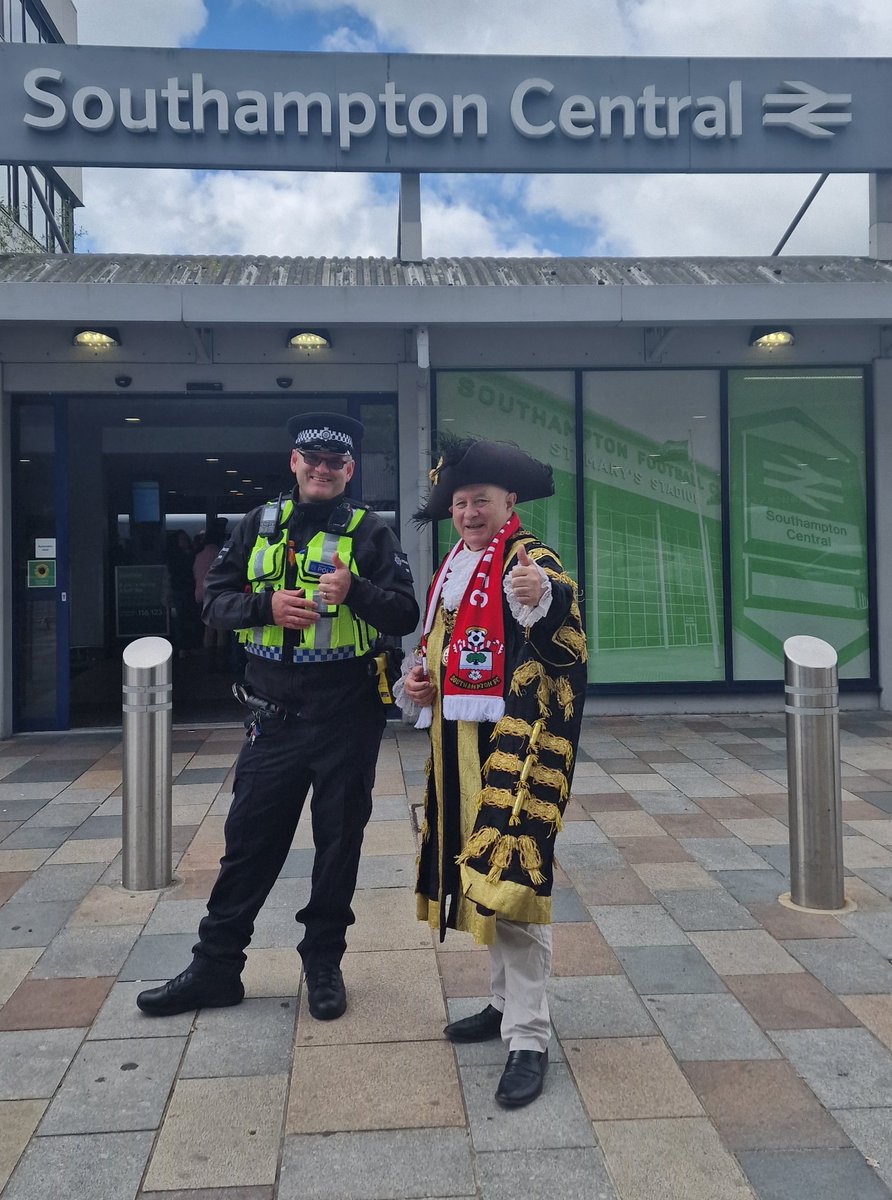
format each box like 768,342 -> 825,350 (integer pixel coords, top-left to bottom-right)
72,0 -> 889,258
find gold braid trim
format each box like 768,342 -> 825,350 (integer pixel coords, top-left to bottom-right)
529,762 -> 569,800
540,729 -> 574,770
527,546 -> 553,564
543,568 -> 576,587
510,659 -> 551,717
554,676 -> 576,721
455,826 -> 501,866
491,715 -> 533,741
481,749 -> 523,777
424,757 -> 432,778
476,784 -> 563,835
552,624 -> 589,662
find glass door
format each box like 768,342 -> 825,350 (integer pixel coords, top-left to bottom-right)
12,400 -> 69,729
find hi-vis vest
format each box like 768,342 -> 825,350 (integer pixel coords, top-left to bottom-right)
236,497 -> 375,664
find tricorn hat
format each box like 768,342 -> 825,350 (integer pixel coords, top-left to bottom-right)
286,411 -> 364,456
414,437 -> 554,523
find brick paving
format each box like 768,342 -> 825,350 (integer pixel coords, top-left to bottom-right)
2,713 -> 892,1197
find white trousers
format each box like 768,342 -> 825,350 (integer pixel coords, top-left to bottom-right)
489,919 -> 553,1053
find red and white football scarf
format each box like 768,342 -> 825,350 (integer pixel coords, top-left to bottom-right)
417,512 -> 519,725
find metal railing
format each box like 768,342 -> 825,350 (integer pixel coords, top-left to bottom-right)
122,637 -> 173,891
783,634 -> 848,911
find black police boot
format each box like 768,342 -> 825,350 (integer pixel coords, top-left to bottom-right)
136,958 -> 244,1017
305,963 -> 347,1020
495,1049 -> 548,1108
444,1003 -> 503,1043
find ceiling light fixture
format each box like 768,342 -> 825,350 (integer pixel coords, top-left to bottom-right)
288,328 -> 331,350
73,327 -> 120,348
749,326 -> 795,349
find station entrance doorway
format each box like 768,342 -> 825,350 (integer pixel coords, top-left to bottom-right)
11,393 -> 399,730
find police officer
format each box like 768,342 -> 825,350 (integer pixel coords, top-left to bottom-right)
137,413 -> 419,1021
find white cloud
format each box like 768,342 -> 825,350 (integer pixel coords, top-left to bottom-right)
525,173 -> 869,257
78,168 -> 545,257
74,0 -> 208,47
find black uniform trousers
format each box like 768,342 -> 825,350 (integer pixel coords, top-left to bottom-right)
194,697 -> 386,973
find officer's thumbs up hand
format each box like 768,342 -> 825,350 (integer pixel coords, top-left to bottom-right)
316,552 -> 352,608
510,543 -> 545,608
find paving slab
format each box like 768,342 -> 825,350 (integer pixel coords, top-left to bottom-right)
679,837 -> 770,871
0,946 -> 41,1004
727,972 -> 862,1030
461,1061 -> 595,1152
833,1108 -> 892,1191
684,1060 -> 851,1151
655,888 -> 759,931
737,1148 -> 892,1200
0,1100 -> 47,1191
1,1131 -> 154,1200
644,993 -> 779,1060
182,996 -> 297,1077
288,1039 -> 464,1132
0,1027 -> 85,1099
595,1117 -> 756,1200
475,1146 -> 619,1200
771,1027 -> 892,1108
0,899 -> 77,948
30,924 -> 142,978
143,1074 -> 287,1192
689,929 -> 803,975
549,974 -> 656,1039
40,1034 -> 186,1134
0,976 -> 113,1030
118,932 -> 197,981
617,944 -> 727,994
278,1128 -> 476,1200
551,920 -> 622,976
588,903 -> 689,947
783,937 -> 892,994
565,1036 -> 703,1120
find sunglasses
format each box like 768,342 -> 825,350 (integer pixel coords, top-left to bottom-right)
298,449 -> 352,471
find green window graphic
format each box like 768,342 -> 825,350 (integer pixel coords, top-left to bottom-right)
728,369 -> 869,681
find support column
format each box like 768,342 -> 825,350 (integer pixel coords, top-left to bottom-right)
398,172 -> 423,262
0,367 -> 11,737
874,357 -> 892,709
869,174 -> 892,259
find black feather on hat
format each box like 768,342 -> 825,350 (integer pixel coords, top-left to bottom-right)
414,435 -> 554,524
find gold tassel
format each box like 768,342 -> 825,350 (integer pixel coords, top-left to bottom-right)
540,729 -> 574,769
554,676 -> 576,721
424,757 -> 432,778
485,834 -> 517,884
491,716 -> 532,741
455,826 -> 501,865
530,761 -> 569,800
509,659 -> 545,694
508,780 -> 532,827
553,625 -> 589,662
517,835 -> 546,885
481,749 -> 524,778
420,818 -> 430,843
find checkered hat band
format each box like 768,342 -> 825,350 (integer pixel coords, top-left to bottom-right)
295,427 -> 353,451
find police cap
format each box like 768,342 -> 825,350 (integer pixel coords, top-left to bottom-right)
287,411 -> 364,457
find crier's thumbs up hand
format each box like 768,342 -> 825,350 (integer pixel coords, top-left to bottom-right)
317,551 -> 352,607
510,543 -> 545,607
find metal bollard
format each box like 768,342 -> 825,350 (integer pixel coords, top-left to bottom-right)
122,637 -> 173,891
783,635 -> 849,912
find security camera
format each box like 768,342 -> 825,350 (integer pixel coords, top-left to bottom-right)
115,375 -> 132,388
276,376 -> 293,389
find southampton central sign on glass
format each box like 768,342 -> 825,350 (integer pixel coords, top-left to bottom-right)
0,46 -> 885,173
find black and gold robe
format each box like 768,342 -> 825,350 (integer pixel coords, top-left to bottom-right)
415,529 -> 587,944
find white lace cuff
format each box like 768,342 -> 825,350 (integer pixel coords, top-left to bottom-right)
504,563 -> 552,628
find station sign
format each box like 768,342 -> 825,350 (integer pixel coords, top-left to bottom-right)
0,45 -> 889,173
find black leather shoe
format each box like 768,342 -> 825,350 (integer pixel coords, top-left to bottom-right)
444,1003 -> 503,1043
305,964 -> 347,1020
136,962 -> 244,1017
495,1049 -> 548,1108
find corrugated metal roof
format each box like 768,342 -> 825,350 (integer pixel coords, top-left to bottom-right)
1,253 -> 891,289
